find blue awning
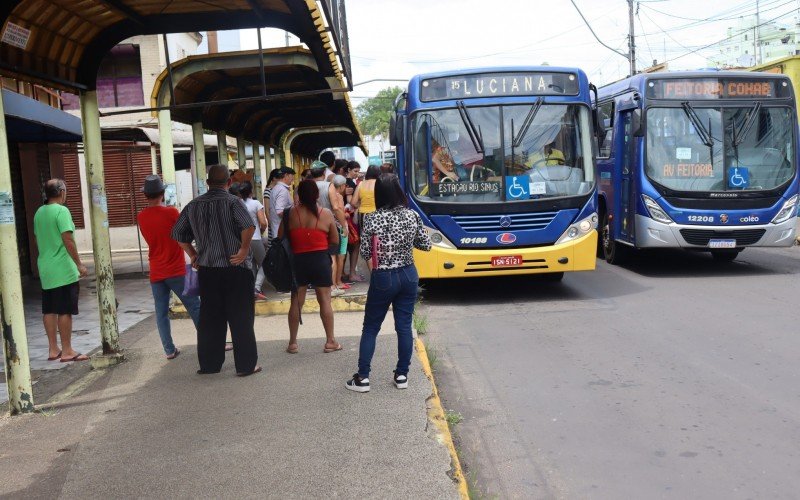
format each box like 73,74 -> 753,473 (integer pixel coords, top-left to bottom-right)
2,89 -> 82,143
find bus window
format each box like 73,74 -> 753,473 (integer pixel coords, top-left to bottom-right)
597,100 -> 614,158
646,106 -> 794,192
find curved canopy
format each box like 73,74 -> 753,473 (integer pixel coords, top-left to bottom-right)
0,0 -> 350,91
151,47 -> 364,156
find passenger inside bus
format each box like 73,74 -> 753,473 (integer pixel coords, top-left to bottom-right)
431,138 -> 459,183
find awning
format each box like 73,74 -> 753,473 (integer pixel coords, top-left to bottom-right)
101,126 -> 230,149
0,1 -> 350,92
150,47 -> 365,156
2,89 -> 82,142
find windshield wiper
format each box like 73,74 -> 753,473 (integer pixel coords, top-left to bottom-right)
512,97 -> 543,148
681,102 -> 714,148
732,101 -> 762,146
456,100 -> 485,154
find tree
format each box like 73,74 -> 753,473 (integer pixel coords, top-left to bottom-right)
355,86 -> 404,138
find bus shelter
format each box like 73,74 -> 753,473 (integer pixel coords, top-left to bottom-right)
149,46 -> 365,198
0,0 -> 352,414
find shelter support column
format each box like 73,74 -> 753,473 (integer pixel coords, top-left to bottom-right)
217,131 -> 227,168
237,137 -> 247,172
0,91 -> 33,414
157,110 -> 177,207
192,122 -> 207,195
252,142 -> 263,198
79,91 -> 122,362
264,146 -> 274,173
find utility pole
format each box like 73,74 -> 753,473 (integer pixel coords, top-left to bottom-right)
628,0 -> 637,75
755,0 -> 761,65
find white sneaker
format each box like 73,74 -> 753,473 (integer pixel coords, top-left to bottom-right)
346,374 -> 370,392
331,287 -> 345,297
393,372 -> 408,389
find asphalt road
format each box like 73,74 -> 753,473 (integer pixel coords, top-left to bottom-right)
421,245 -> 800,499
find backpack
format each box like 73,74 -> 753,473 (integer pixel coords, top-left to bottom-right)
264,208 -> 298,294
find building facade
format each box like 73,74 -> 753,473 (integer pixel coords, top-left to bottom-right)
709,14 -> 800,68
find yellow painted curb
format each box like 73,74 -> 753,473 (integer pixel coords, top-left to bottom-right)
415,337 -> 470,500
169,293 -> 367,319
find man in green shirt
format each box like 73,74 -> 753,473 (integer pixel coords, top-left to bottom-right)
33,179 -> 89,362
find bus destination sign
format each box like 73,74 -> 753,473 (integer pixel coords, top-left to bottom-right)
431,181 -> 500,196
420,72 -> 580,101
647,78 -> 787,99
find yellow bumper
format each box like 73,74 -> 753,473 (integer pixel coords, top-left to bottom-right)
414,231 -> 597,279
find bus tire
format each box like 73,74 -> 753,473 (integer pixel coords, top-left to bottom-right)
601,213 -> 629,265
711,250 -> 740,262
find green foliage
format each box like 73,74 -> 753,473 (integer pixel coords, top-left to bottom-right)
355,86 -> 404,138
445,409 -> 463,426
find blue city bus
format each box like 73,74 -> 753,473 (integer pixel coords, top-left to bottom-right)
595,71 -> 799,263
389,67 -> 599,280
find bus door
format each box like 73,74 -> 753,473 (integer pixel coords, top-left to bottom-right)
617,109 -> 638,244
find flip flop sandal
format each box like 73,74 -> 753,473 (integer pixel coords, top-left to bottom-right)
47,351 -> 62,361
224,343 -> 234,352
60,353 -> 88,363
236,365 -> 262,377
323,343 -> 343,353
166,348 -> 180,360
286,344 -> 299,354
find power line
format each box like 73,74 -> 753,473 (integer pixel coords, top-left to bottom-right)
636,0 -> 792,36
569,0 -> 630,64
659,7 -> 798,65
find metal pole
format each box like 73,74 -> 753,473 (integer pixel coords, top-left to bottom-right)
79,90 -> 122,362
192,122 -> 207,196
217,130 -> 227,168
755,0 -> 761,65
237,137 -> 247,172
628,0 -> 636,76
252,142 -> 263,198
157,110 -> 177,208
0,91 -> 34,415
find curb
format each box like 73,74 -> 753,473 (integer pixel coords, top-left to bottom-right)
415,337 -> 470,500
170,293 -> 368,318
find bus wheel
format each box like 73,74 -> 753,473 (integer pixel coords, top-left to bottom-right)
711,250 -> 740,262
602,213 -> 629,265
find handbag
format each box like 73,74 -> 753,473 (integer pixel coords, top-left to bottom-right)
347,216 -> 360,245
183,264 -> 200,297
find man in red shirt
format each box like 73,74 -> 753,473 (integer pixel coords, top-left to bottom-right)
138,175 -> 200,359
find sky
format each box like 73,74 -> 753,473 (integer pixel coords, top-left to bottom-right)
238,0 -> 800,104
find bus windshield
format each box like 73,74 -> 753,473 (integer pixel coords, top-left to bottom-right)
646,106 -> 795,192
410,104 -> 594,203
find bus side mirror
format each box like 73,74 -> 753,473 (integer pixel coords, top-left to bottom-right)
389,114 -> 405,146
632,109 -> 644,137
593,109 -> 606,140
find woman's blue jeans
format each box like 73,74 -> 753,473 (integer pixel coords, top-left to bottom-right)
358,264 -> 419,378
151,276 -> 201,355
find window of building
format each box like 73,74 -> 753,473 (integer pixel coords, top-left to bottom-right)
62,44 -> 144,110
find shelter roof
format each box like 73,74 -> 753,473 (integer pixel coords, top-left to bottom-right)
0,0 -> 350,91
150,46 -> 364,155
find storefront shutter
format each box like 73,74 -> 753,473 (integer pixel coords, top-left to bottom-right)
61,148 -> 85,229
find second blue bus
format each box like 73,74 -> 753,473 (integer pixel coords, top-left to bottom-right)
595,71 -> 799,263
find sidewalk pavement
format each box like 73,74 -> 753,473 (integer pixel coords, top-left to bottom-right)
1,255 -> 154,403
0,312 -> 461,499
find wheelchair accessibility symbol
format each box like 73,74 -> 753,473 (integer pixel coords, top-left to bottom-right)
505,175 -> 529,200
728,167 -> 749,189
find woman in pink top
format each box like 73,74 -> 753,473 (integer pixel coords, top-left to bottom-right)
278,179 -> 341,354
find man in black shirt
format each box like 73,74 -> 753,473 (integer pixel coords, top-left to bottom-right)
172,164 -> 260,376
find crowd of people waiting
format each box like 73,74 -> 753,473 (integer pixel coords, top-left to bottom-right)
33,150 -> 430,391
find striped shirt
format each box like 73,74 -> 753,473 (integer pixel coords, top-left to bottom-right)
172,188 -> 255,270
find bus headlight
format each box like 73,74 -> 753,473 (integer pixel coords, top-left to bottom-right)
642,195 -> 673,224
771,194 -> 798,224
424,226 -> 454,249
556,212 -> 598,245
